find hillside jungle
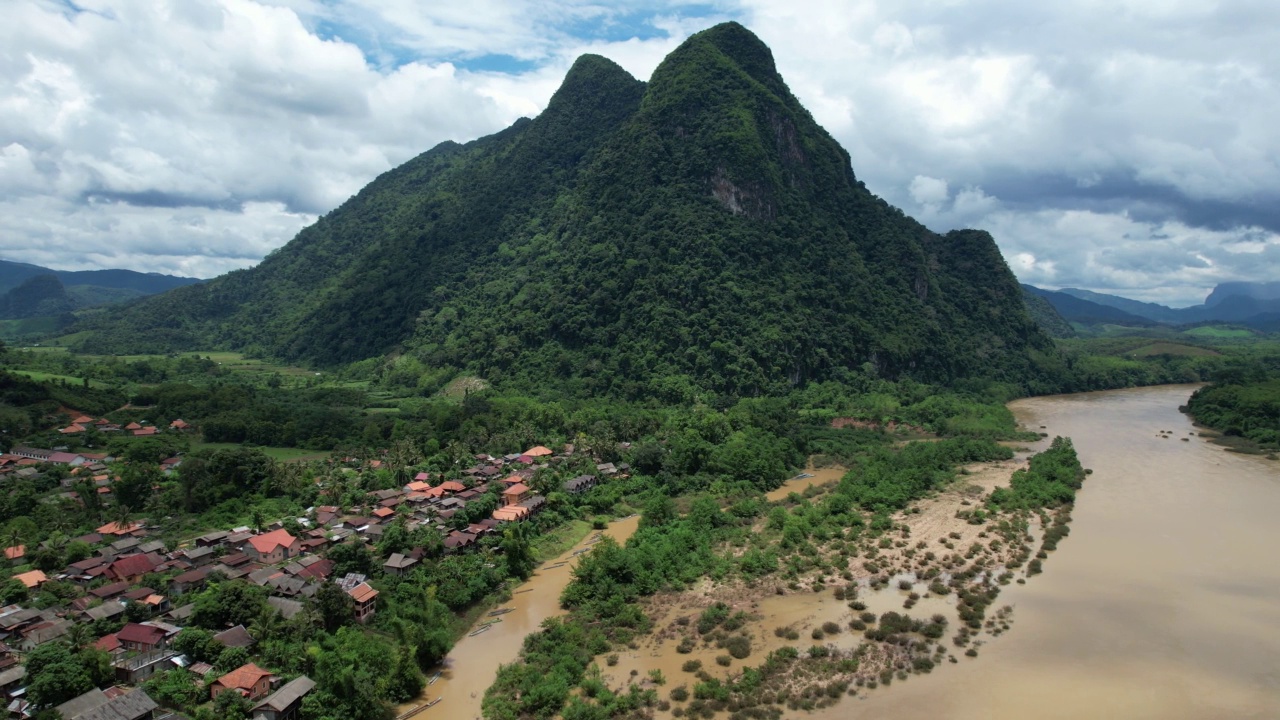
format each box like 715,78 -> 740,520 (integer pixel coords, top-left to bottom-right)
0,331 -> 1274,720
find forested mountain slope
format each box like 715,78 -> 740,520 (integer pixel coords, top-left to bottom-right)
77,23 -> 1053,398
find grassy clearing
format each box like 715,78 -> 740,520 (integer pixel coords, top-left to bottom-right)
1127,342 -> 1220,358
531,519 -> 593,562
439,375 -> 490,399
10,369 -> 111,389
1183,326 -> 1256,339
190,441 -> 328,462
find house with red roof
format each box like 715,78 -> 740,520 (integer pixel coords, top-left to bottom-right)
243,529 -> 301,564
106,554 -> 161,584
124,422 -> 142,431
211,662 -> 274,701
523,446 -> 553,457
117,622 -> 167,652
169,419 -> 191,430
132,427 -> 159,437
93,632 -> 122,654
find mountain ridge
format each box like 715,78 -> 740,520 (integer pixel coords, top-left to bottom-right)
74,22 -> 1053,398
1046,282 -> 1280,328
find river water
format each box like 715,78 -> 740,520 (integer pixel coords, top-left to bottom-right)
825,384 -> 1280,720
400,515 -> 640,720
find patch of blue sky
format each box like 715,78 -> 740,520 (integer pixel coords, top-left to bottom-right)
311,18 -> 411,69
451,54 -> 541,74
564,4 -> 732,42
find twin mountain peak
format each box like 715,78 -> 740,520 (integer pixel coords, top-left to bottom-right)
80,22 -> 1052,398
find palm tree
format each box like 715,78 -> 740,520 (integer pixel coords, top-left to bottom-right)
113,504 -> 133,533
248,605 -> 281,644
4,520 -> 22,556
65,622 -> 92,652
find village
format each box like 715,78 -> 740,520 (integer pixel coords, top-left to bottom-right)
0,411 -> 631,720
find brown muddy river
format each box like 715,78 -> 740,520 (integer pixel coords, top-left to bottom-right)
401,515 -> 640,720
826,384 -> 1280,719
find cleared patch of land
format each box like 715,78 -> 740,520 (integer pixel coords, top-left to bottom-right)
190,441 -> 328,462
1126,342 -> 1220,358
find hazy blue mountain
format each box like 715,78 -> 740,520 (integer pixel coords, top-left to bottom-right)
1021,285 -> 1156,327
1058,287 -> 1184,324
0,259 -> 201,302
1204,281 -> 1280,308
1046,282 -> 1280,329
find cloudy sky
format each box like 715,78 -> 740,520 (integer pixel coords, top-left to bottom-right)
4,0 -> 1278,306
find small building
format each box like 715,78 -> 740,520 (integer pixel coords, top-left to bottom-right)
213,625 -> 256,649
251,675 -> 315,720
244,530 -> 301,565
195,530 -> 230,548
90,581 -> 132,601
182,546 -> 215,567
211,662 -> 274,702
267,597 -> 304,620
106,554 -> 161,584
501,483 -> 531,506
73,688 -> 158,720
0,665 -> 25,697
170,566 -> 213,595
113,648 -> 178,685
117,623 -> 167,652
12,570 -> 47,589
82,602 -> 126,624
347,582 -> 377,624
18,619 -> 71,651
383,553 -> 418,576
564,474 -> 598,494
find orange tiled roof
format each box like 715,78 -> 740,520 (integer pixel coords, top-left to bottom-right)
246,529 -> 297,555
347,582 -> 378,603
216,662 -> 273,691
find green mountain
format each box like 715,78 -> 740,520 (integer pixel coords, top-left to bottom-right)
76,23 -> 1053,398
1,274 -> 75,319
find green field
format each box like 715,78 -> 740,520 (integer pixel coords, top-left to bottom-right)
191,441 -> 329,462
10,369 -> 111,389
1183,326 -> 1256,339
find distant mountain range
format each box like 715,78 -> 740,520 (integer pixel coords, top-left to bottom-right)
0,259 -> 201,321
1023,281 -> 1280,332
